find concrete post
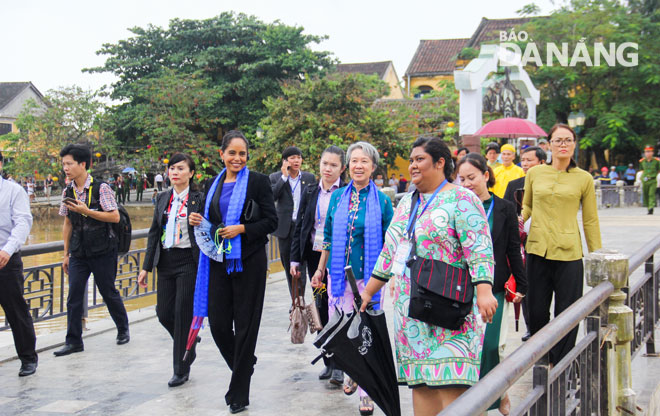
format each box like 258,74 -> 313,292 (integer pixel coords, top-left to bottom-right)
595,180 -> 603,208
585,250 -> 637,415
617,180 -> 625,207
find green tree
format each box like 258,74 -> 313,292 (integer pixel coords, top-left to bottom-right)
85,12 -> 334,146
519,0 -> 660,166
255,74 -> 417,173
3,86 -> 110,178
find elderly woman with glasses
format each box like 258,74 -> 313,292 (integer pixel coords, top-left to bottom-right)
522,124 -> 602,366
311,141 -> 394,416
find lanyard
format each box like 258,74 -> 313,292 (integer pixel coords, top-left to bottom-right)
73,176 -> 94,209
406,179 -> 447,239
167,192 -> 189,219
316,190 -> 323,223
485,198 -> 494,220
290,175 -> 300,195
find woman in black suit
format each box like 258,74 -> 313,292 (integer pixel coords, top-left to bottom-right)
290,146 -> 346,385
189,130 -> 277,414
138,153 -> 202,387
457,153 -> 526,415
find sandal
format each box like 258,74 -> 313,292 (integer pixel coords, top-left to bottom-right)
359,396 -> 374,416
343,377 -> 358,396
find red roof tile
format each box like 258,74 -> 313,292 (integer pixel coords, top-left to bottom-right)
405,39 -> 469,77
336,61 -> 392,79
467,17 -> 535,47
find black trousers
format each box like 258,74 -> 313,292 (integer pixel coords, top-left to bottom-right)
66,248 -> 129,345
0,254 -> 37,364
208,248 -> 268,407
156,248 -> 196,376
527,253 -> 584,365
279,223 -> 307,299
304,248 -> 334,368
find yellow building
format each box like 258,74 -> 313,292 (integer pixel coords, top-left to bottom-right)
336,61 -> 404,99
404,17 -> 534,96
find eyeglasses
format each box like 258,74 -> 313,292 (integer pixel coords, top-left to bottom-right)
550,138 -> 575,146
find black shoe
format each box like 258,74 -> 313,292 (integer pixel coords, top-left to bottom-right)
329,369 -> 344,386
649,209 -> 654,215
53,344 -> 84,356
116,332 -> 130,345
229,404 -> 247,414
521,331 -> 532,342
18,361 -> 38,377
168,373 -> 189,387
319,365 -> 333,380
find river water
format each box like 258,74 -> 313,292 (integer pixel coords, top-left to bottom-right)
5,205 -> 156,336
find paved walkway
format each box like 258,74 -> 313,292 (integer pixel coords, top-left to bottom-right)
0,206 -> 658,415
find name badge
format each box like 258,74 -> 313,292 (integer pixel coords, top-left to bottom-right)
313,229 -> 324,252
391,240 -> 412,276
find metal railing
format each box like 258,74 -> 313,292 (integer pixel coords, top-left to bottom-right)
439,234 -> 660,416
1,229 -> 281,331
597,183 -> 641,208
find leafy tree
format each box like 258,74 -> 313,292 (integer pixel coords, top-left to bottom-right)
2,86 -> 110,178
85,12 -> 334,145
519,0 -> 660,166
255,74 -> 417,173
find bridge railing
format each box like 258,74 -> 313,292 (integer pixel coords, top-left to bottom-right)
0,230 -> 281,330
439,234 -> 660,416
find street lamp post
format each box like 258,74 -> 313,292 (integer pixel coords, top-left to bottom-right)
567,111 -> 585,163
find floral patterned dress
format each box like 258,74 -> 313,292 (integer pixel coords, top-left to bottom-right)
372,187 -> 494,388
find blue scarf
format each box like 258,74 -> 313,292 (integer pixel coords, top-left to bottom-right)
329,180 -> 382,303
192,167 -> 249,320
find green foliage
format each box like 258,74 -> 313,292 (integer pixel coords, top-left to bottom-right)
520,0 -> 660,165
457,47 -> 479,60
85,12 -> 335,146
255,74 -> 416,173
516,3 -> 542,16
2,86 -> 111,178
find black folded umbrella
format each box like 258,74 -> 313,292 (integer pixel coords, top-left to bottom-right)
313,266 -> 401,416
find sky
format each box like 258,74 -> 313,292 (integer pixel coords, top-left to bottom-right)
3,0 -> 558,94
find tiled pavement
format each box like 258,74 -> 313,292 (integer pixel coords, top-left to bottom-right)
0,206 -> 659,415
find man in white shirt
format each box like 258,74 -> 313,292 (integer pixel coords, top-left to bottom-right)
0,151 -> 38,376
154,173 -> 164,191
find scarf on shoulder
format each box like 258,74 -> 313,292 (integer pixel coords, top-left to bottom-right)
329,180 -> 382,303
192,166 -> 249,320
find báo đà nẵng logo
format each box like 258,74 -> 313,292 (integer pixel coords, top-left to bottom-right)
498,30 -> 638,67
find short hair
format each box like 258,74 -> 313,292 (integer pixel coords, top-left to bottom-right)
456,153 -> 496,188
521,146 -> 547,163
346,141 -> 379,167
457,147 -> 470,156
167,153 -> 196,172
548,123 -> 577,171
485,142 -> 500,154
60,144 -> 92,169
412,136 -> 454,179
282,146 -> 303,160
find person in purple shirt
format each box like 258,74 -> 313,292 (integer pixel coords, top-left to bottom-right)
290,146 -> 346,385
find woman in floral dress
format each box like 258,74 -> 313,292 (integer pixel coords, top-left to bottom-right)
361,137 -> 498,415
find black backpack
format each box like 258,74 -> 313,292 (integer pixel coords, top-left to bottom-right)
68,181 -> 132,255
114,204 -> 132,255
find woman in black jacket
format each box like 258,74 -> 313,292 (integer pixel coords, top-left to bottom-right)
138,153 -> 203,387
457,153 -> 526,415
290,145 -> 346,385
189,131 -> 277,414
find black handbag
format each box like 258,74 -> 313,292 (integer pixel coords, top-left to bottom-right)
243,199 -> 261,222
406,191 -> 474,330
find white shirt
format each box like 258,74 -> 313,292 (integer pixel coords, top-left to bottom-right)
282,172 -> 303,220
166,187 -> 191,249
0,177 -> 33,255
155,174 -> 164,183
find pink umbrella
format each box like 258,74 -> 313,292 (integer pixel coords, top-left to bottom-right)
473,117 -> 547,139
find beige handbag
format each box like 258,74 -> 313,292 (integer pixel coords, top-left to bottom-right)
289,275 -> 307,344
305,299 -> 323,334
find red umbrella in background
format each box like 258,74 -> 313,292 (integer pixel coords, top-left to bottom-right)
473,117 -> 547,139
